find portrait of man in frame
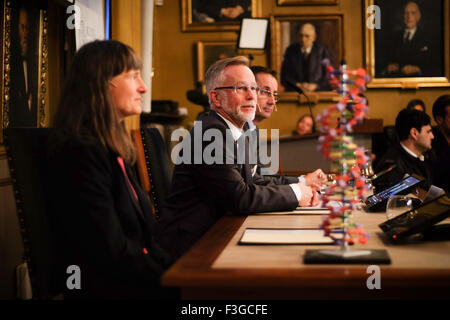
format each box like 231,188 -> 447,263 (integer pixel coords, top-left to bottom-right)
8,1 -> 40,127
197,41 -> 237,84
271,15 -> 343,93
374,0 -> 445,78
182,0 -> 259,32
192,0 -> 251,23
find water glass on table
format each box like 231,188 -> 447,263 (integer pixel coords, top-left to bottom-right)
386,195 -> 416,220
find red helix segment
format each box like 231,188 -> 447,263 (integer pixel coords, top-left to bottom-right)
316,61 -> 371,244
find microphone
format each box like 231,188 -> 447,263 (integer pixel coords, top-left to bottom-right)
286,80 -> 305,95
286,80 -> 314,130
369,164 -> 397,182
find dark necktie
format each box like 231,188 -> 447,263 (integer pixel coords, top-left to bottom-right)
235,140 -> 244,175
404,31 -> 411,42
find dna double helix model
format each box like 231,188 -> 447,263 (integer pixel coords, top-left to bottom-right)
316,60 -> 372,245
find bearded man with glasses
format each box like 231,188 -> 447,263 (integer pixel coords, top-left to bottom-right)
157,56 -> 323,260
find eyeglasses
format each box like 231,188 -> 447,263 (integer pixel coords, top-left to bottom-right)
214,85 -> 260,96
259,88 -> 279,103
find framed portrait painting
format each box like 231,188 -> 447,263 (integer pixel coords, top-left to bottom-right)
364,0 -> 450,88
1,0 -> 48,142
277,0 -> 338,5
182,0 -> 261,32
197,40 -> 237,84
270,15 -> 343,101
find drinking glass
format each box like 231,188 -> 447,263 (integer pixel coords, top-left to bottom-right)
386,195 -> 415,220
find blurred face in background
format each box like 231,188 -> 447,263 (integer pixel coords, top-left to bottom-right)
437,105 -> 450,136
299,23 -> 316,49
404,2 -> 421,29
412,104 -> 425,112
18,8 -> 29,57
297,115 -> 314,135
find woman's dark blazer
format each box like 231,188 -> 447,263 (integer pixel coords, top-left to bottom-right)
47,135 -> 172,299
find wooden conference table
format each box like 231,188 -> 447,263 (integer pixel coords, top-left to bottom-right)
161,210 -> 450,299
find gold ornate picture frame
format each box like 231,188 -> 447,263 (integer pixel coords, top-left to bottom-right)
1,0 -> 48,143
270,14 -> 343,102
364,0 -> 450,89
197,40 -> 237,84
182,0 -> 261,32
277,0 -> 338,5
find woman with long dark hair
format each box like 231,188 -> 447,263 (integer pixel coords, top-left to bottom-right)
49,40 -> 173,299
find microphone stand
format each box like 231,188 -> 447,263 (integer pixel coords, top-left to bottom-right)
302,91 -> 314,128
286,81 -> 315,131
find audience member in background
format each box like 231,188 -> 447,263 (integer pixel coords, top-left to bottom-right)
293,114 -> 315,136
158,56 -> 324,260
406,98 -> 426,112
48,40 -> 174,299
374,98 -> 425,166
248,65 -> 326,184
430,94 -> 450,192
374,108 -> 434,191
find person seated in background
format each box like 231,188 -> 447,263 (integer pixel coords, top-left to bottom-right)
374,108 -> 434,192
293,114 -> 315,136
406,98 -> 426,112
248,65 -> 325,183
48,40 -> 174,299
157,56 -> 325,260
373,98 -> 425,166
430,94 -> 450,193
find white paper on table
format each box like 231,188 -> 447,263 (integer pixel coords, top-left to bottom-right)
256,209 -> 330,215
239,228 -> 334,244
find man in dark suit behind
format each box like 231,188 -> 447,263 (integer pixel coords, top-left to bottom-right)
158,56 -> 321,259
10,5 -> 38,127
385,1 -> 438,77
248,65 -> 324,183
374,109 -> 434,192
280,23 -> 330,92
430,95 -> 450,193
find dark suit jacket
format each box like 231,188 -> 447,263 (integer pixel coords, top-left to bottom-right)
387,26 -> 438,76
47,136 -> 172,299
246,123 -> 299,184
10,55 -> 37,127
281,42 -> 330,91
430,127 -> 450,193
373,142 -> 433,192
157,111 -> 299,259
